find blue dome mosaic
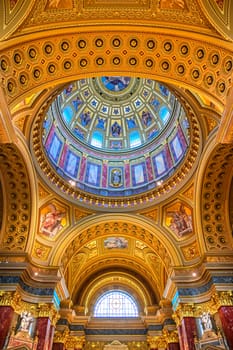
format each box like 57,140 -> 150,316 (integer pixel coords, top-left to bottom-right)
42,77 -> 190,197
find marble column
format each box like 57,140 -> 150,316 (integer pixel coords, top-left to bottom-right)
0,306 -> 14,350
168,342 -> 180,350
36,317 -> 53,350
218,306 -> 233,350
52,343 -> 65,350
180,317 -> 196,350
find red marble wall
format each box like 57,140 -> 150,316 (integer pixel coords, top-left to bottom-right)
0,306 -> 14,350
219,306 -> 233,350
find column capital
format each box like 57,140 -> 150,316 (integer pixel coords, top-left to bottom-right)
53,329 -> 69,344
147,335 -> 167,349
38,303 -> 60,326
172,303 -> 195,325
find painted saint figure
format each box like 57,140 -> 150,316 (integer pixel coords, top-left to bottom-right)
40,204 -> 65,237
111,169 -> 122,187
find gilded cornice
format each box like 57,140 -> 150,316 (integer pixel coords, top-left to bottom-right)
0,291 -> 60,326
147,330 -> 179,348
54,329 -> 85,347
20,0 -> 211,32
173,291 -> 233,325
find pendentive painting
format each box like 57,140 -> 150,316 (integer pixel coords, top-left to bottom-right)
164,202 -> 193,239
39,202 -> 68,239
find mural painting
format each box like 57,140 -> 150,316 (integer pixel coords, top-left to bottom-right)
214,0 -> 224,10
10,0 -> 19,10
160,0 -> 186,9
39,203 -> 67,238
165,202 -> 193,238
104,237 -> 128,249
45,0 -> 73,9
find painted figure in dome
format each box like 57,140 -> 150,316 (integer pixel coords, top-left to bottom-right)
80,111 -> 91,126
72,96 -> 83,111
126,117 -> 136,129
111,121 -> 121,136
96,117 -> 105,129
64,85 -> 73,95
102,76 -> 130,92
142,110 -> 152,127
111,168 -> 122,187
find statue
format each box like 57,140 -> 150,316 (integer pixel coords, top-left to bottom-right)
201,312 -> 212,331
19,311 -> 33,332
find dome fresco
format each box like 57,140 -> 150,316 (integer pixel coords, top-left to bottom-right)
42,77 -> 190,197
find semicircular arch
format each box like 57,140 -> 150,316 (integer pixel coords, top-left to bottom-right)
1,28 -> 232,109
51,213 -> 184,269
195,136 -> 233,254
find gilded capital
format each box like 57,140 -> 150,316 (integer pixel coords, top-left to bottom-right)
0,291 -> 15,306
172,303 -> 195,325
65,335 -> 85,348
38,303 -> 60,326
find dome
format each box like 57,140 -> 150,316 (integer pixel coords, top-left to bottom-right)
40,76 -> 191,205
57,77 -> 175,152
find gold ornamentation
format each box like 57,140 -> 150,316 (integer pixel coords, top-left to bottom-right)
206,117 -> 217,134
38,183 -> 50,200
0,144 -> 31,251
74,208 -> 93,222
53,329 -> 70,343
32,241 -> 51,260
0,291 -> 15,306
65,335 -> 85,348
141,209 -> 158,222
173,303 -> 195,325
201,144 -> 233,251
38,303 -> 60,326
181,242 -> 200,261
182,184 -> 194,200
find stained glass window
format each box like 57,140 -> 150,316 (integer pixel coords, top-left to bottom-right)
94,290 -> 139,317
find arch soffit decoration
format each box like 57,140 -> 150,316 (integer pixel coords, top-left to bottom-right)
73,269 -> 157,312
0,142 -> 32,252
0,29 -> 232,110
195,139 -> 233,254
67,252 -> 163,304
51,214 -> 184,269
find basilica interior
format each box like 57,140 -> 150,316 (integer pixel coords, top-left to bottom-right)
0,1 -> 233,350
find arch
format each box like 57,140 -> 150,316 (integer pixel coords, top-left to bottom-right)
0,131 -> 38,253
51,213 -> 184,268
0,29 -> 232,108
195,136 -> 233,254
